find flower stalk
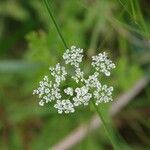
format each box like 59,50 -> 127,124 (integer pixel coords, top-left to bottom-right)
43,0 -> 68,49
41,0 -> 118,149
92,100 -> 119,150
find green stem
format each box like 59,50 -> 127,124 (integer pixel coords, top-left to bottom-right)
92,101 -> 119,150
43,0 -> 68,49
43,0 -> 118,149
130,0 -> 137,24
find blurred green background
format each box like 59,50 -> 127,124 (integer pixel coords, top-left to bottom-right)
0,0 -> 150,150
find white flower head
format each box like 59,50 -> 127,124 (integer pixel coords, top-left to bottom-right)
64,87 -> 73,96
91,52 -> 116,76
33,46 -> 116,114
49,63 -> 67,85
33,76 -> 62,107
73,86 -> 92,106
72,68 -> 84,83
85,72 -> 101,89
94,85 -> 114,105
63,46 -> 83,67
54,100 -> 75,114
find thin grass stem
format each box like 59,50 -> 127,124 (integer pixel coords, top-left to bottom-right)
92,100 -> 119,150
43,0 -> 68,49
130,0 -> 137,24
43,0 -> 119,149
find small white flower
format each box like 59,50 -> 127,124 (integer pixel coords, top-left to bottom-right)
39,100 -> 44,106
63,45 -> 83,67
72,68 -> 84,83
33,76 -> 62,106
84,72 -> 101,89
54,100 -> 75,114
64,87 -> 73,96
94,85 -> 114,105
92,52 -> 116,76
49,63 -> 67,85
73,86 -> 92,106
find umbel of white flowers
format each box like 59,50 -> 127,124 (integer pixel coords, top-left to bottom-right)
33,46 -> 116,114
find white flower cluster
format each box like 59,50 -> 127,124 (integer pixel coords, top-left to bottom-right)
73,86 -> 92,106
63,46 -> 83,67
93,85 -> 113,105
33,46 -> 116,114
33,76 -> 62,107
85,72 -> 101,89
54,100 -> 75,114
49,63 -> 67,86
72,68 -> 84,83
64,87 -> 73,96
92,52 -> 116,76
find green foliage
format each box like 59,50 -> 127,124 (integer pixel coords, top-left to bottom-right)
0,0 -> 149,149
25,31 -> 55,64
0,0 -> 29,21
115,57 -> 143,91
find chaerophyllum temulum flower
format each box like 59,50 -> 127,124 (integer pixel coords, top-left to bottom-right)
33,46 -> 116,114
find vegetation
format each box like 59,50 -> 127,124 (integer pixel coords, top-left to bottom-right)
0,0 -> 149,149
